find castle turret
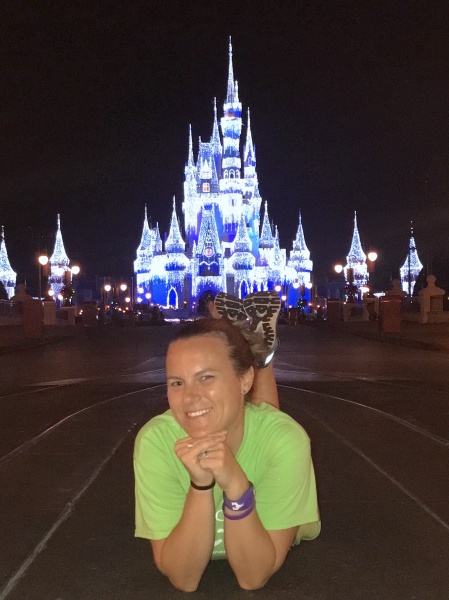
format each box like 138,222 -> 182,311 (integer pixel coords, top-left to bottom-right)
400,223 -> 424,295
49,214 -> 71,298
165,198 -> 186,254
259,202 -> 275,249
0,226 -> 17,298
288,211 -> 313,275
344,211 -> 368,288
134,205 -> 156,292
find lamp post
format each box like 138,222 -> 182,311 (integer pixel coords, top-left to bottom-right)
38,255 -> 49,301
69,265 -> 80,306
367,251 -> 378,294
103,284 -> 112,307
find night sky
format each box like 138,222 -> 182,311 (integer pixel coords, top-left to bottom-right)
1,1 -> 449,287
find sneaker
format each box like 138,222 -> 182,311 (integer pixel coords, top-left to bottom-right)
214,292 -> 248,323
242,291 -> 281,353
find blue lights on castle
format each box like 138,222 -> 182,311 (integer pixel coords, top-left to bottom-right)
134,39 -> 313,309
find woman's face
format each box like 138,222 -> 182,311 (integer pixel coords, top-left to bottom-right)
166,333 -> 253,439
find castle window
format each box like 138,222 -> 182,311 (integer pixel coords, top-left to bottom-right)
202,182 -> 210,192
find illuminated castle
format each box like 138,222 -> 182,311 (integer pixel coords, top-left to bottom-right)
134,39 -> 312,309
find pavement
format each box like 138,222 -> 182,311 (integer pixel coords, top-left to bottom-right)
3,319 -> 449,354
0,322 -> 86,354
2,320 -> 448,599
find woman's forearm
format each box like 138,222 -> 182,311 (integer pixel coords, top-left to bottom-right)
159,488 -> 215,591
224,511 -> 277,589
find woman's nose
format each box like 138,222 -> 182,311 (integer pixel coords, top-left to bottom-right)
182,381 -> 200,404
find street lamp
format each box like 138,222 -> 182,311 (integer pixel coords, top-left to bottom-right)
367,251 -> 378,293
103,284 -> 112,307
334,264 -> 343,274
38,255 -> 49,301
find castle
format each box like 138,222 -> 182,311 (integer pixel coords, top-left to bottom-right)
133,39 -> 313,309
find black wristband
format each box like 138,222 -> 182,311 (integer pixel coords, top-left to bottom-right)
190,479 -> 215,490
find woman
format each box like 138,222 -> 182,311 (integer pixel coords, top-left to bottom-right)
134,314 -> 320,591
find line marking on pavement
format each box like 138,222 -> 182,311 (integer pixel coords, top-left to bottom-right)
278,384 -> 449,448
0,384 -> 166,600
295,402 -> 449,535
0,385 -> 166,467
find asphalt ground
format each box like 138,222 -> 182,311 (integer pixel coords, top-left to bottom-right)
0,324 -> 448,599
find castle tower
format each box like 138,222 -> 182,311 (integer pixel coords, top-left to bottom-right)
344,211 -> 368,289
134,205 -> 157,294
0,226 -> 17,298
230,212 -> 255,297
288,211 -> 313,281
49,214 -> 70,299
163,198 -> 189,308
400,223 -> 424,295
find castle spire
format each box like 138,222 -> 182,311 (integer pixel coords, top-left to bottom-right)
233,213 -> 252,253
347,211 -> 366,263
50,213 -> 70,267
0,225 -> 17,298
400,221 -> 424,295
244,108 -> 255,168
287,211 -> 313,275
259,202 -> 274,249
211,99 -> 221,147
210,98 -> 223,179
188,125 -> 195,167
134,205 -> 156,274
292,211 -> 310,254
344,211 -> 368,288
227,36 -> 235,103
165,197 -> 185,253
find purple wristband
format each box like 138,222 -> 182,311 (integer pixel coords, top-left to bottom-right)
223,503 -> 255,520
223,482 -> 254,511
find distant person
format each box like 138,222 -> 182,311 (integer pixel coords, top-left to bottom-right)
134,292 -> 320,591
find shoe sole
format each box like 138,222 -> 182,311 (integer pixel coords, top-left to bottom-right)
242,292 -> 281,351
215,292 -> 247,322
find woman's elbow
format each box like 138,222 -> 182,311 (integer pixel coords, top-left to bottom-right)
237,576 -> 270,590
169,576 -> 201,593
157,566 -> 202,592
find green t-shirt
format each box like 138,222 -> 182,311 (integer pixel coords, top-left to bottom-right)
134,402 -> 320,559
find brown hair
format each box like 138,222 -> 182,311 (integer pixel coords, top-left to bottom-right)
170,317 -> 255,376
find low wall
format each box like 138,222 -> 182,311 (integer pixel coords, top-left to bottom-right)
0,315 -> 22,326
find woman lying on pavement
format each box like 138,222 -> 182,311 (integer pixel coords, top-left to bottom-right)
134,292 -> 320,591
